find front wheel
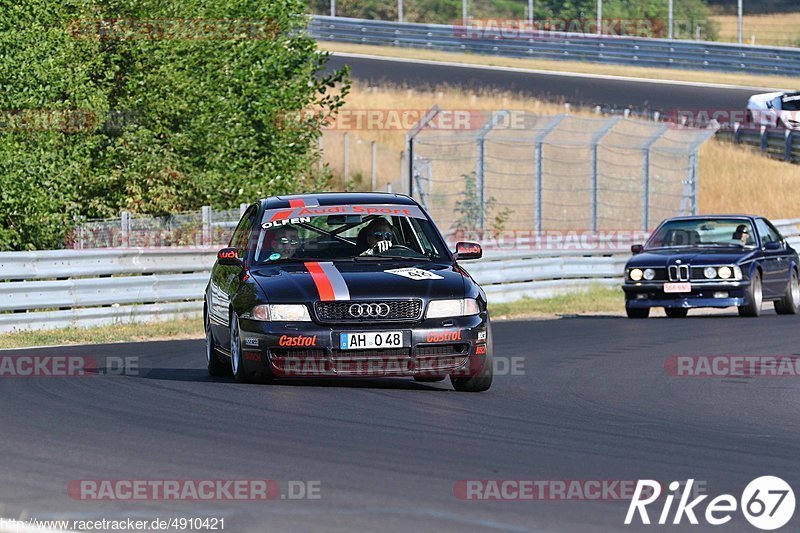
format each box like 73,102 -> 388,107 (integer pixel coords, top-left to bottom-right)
665,308 -> 688,318
230,313 -> 251,383
738,271 -> 763,317
626,304 -> 650,319
206,310 -> 229,377
451,324 -> 493,392
774,270 -> 800,315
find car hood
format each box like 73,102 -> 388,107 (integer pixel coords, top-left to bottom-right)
627,248 -> 756,267
249,260 -> 466,303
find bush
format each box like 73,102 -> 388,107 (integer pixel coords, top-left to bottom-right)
0,0 -> 348,250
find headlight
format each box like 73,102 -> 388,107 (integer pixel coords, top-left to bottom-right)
250,304 -> 311,322
426,298 -> 480,319
733,266 -> 742,280
629,268 -> 643,281
643,268 -> 656,281
704,267 -> 718,279
718,266 -> 732,279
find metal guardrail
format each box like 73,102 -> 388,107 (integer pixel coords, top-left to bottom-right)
1,220 -> 799,332
716,126 -> 800,164
309,16 -> 800,76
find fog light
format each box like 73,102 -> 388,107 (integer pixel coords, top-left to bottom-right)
636,293 -> 648,299
713,291 -> 728,298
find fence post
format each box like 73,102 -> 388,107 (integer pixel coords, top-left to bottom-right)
202,206 -> 212,247
343,132 -> 349,180
786,129 -> 793,162
589,117 -> 622,233
533,115 -> 567,233
120,211 -> 131,248
405,105 -> 442,197
371,141 -> 377,191
475,110 -> 510,232
691,150 -> 699,215
642,125 -> 669,232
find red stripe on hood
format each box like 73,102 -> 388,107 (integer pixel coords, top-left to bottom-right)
289,199 -> 306,208
305,262 -> 335,301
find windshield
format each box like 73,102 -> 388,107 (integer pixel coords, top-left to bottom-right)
646,218 -> 756,249
252,204 -> 450,264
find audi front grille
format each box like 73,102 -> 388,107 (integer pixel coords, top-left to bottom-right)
314,300 -> 423,323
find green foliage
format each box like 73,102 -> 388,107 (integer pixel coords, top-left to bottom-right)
308,0 -> 717,39
0,0 -> 348,250
451,171 -> 512,235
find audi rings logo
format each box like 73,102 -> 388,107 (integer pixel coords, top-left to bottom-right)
348,303 -> 391,318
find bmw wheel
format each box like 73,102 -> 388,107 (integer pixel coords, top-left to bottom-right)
738,271 -> 763,317
775,270 -> 800,315
664,308 -> 688,318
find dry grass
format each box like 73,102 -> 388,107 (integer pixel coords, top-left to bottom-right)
319,42 -> 797,90
711,13 -> 800,47
324,83 -> 800,220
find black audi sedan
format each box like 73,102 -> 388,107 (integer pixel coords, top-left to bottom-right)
623,215 -> 799,318
204,193 -> 492,391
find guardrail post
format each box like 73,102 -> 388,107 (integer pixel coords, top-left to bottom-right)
760,126 -> 768,152
202,206 -> 212,247
475,111 -> 510,232
120,211 -> 131,248
734,122 -> 742,144
786,130 -> 793,162
590,116 -> 622,233
533,115 -> 567,233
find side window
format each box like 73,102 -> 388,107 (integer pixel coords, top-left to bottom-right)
230,206 -> 257,253
756,218 -> 781,245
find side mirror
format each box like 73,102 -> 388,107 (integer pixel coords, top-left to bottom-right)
217,247 -> 242,266
764,241 -> 783,251
455,241 -> 482,261
631,244 -> 644,255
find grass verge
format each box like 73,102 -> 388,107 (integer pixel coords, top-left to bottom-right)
489,286 -> 623,319
320,42 -> 796,90
0,316 -> 203,350
0,291 -> 624,349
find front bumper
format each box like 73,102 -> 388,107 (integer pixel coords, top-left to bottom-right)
237,313 -> 490,378
623,280 -> 750,309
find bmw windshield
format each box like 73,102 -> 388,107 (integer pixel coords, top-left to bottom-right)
645,218 -> 757,249
253,204 -> 451,264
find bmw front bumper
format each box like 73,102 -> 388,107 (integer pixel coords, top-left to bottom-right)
623,280 -> 751,309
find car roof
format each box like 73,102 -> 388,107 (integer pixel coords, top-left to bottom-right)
260,192 -> 417,210
661,214 -> 761,222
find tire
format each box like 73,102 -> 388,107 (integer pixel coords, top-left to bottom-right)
205,309 -> 229,377
451,324 -> 493,392
738,270 -> 763,317
230,313 -> 251,383
664,308 -> 689,318
414,376 -> 446,383
774,270 -> 800,315
626,304 -> 650,319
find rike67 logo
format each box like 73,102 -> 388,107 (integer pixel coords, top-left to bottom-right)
625,477 -> 795,530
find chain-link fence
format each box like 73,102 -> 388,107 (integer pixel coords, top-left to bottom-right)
409,111 -> 716,241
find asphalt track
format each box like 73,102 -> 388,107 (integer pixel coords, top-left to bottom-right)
325,54 -> 768,113
2,311 -> 799,532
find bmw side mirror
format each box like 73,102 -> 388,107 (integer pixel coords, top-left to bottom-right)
631,244 -> 644,255
764,241 -> 783,251
217,247 -> 242,266
455,242 -> 482,261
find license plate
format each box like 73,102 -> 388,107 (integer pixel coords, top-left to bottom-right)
664,282 -> 692,293
339,331 -> 405,350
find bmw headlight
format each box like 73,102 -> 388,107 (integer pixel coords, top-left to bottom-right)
426,298 -> 480,319
251,304 -> 311,322
718,266 -> 732,279
643,268 -> 656,281
704,267 -> 718,279
629,268 -> 643,281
